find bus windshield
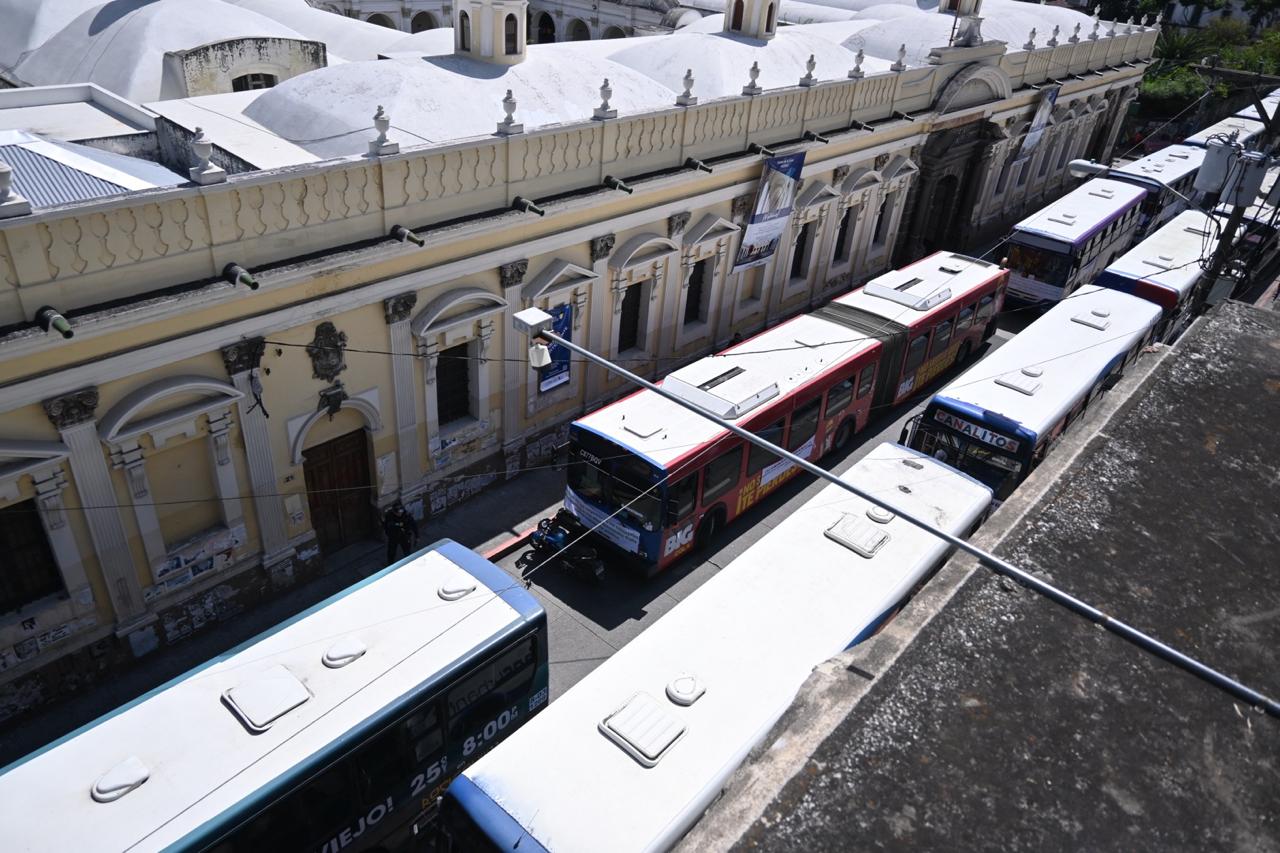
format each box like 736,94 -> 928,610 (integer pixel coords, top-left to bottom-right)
567,431 -> 665,531
1004,242 -> 1072,287
912,424 -> 1024,497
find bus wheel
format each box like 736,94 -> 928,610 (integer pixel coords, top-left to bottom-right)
956,341 -> 972,365
695,511 -> 722,552
833,420 -> 854,453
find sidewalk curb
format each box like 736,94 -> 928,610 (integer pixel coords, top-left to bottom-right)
481,527 -> 536,561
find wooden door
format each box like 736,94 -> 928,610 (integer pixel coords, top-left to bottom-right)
302,429 -> 374,553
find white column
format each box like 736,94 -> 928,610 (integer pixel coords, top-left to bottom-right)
384,293 -> 422,495
43,388 -> 147,626
206,409 -> 245,530
585,233 -> 615,401
222,339 -> 294,569
32,465 -> 92,608
113,440 -> 168,575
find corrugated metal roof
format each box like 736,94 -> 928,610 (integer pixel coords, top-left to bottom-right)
0,141 -> 127,207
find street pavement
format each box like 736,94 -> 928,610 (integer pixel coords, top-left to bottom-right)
0,324 -> 1019,765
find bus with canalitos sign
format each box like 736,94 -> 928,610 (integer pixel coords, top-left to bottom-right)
0,540 -> 548,853
901,285 -> 1160,500
564,252 -> 1007,574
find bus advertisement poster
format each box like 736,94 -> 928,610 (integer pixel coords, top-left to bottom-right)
732,152 -> 807,271
1018,85 -> 1060,159
538,303 -> 573,392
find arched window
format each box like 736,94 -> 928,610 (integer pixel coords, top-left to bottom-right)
731,0 -> 744,29
505,13 -> 519,54
537,12 -> 556,42
765,3 -> 776,32
366,12 -> 396,28
460,11 -> 471,50
411,11 -> 437,32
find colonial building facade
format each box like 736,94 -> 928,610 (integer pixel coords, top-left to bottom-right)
0,0 -> 1153,720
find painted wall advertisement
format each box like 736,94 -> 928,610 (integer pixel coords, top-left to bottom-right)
1018,85 -> 1060,159
732,152 -> 808,271
538,303 -> 573,392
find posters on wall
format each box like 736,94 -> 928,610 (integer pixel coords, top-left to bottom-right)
1018,85 -> 1061,159
538,303 -> 573,392
732,152 -> 808,271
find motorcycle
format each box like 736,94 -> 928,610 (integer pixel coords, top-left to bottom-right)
529,509 -> 606,584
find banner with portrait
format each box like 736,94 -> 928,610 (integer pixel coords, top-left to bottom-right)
538,303 -> 572,392
732,152 -> 808,271
1018,85 -> 1061,159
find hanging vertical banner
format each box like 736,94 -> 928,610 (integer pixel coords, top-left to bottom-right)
732,152 -> 808,271
1018,85 -> 1060,159
538,303 -> 573,392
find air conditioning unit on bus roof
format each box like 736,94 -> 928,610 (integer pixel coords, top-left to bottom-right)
663,372 -> 780,419
864,281 -> 952,311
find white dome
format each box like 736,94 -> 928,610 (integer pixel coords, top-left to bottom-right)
13,0 -> 306,102
382,28 -> 458,57
243,53 -> 678,158
839,5 -> 956,66
0,0 -> 104,72
225,0 -> 408,61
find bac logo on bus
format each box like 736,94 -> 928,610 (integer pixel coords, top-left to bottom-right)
663,524 -> 694,557
933,410 -> 1021,453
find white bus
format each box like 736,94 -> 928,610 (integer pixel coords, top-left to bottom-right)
0,540 -> 549,853
903,285 -> 1161,500
1185,115 -> 1266,150
1106,144 -> 1206,237
438,443 -> 992,853
1094,209 -> 1222,342
1001,178 -> 1147,305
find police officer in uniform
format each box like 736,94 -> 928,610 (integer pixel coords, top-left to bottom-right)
383,500 -> 419,564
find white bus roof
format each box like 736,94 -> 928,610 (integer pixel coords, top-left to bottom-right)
1233,90 -> 1280,121
1009,178 -> 1146,246
462,442 -> 991,853
1110,144 -> 1205,187
833,251 -> 1002,325
0,543 -> 530,852
1102,209 -> 1220,297
932,285 -> 1161,440
576,314 -> 877,468
1218,164 -> 1280,226
1185,115 -> 1266,147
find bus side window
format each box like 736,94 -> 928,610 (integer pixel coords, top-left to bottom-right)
930,319 -> 954,357
702,446 -> 743,505
824,378 -> 855,417
447,638 -> 538,739
748,419 -> 786,475
214,759 -> 354,851
787,398 -> 822,452
903,334 -> 929,374
976,295 -> 995,324
956,306 -> 974,332
857,364 -> 876,398
667,475 -> 697,524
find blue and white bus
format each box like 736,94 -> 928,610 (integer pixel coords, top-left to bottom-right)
902,286 -> 1161,500
1094,209 -> 1222,343
437,443 -> 992,853
0,540 -> 548,853
1001,178 -> 1146,305
1106,144 -> 1205,237
1185,115 -> 1266,151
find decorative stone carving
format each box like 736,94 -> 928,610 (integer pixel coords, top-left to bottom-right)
743,61 -> 763,96
43,387 -> 99,430
221,337 -> 266,375
383,292 -> 418,324
594,79 -> 617,120
891,44 -> 907,73
590,233 -> 616,263
189,127 -> 226,185
317,382 -> 348,420
497,90 -> 523,136
800,54 -> 817,87
668,211 -> 691,237
369,106 -> 400,156
306,322 -> 348,382
849,49 -> 865,80
1048,24 -> 1060,46
677,68 -> 697,106
500,259 -> 529,289
732,194 -> 753,222
833,165 -> 851,185
875,153 -> 892,170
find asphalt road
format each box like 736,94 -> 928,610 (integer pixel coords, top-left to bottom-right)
498,321 -> 1022,701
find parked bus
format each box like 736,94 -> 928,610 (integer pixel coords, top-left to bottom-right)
1094,209 -> 1222,342
1185,115 -> 1266,150
1106,144 -> 1205,237
564,252 -> 1006,574
811,252 -> 1008,406
0,540 -> 548,853
901,285 -> 1160,500
1001,178 -> 1146,305
438,443 -> 992,853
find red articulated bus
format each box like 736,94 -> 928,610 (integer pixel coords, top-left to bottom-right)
563,252 -> 1009,574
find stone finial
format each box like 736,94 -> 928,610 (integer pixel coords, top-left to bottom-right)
1024,28 -> 1037,50
1107,19 -> 1117,36
890,44 -> 907,72
800,54 -> 817,87
497,89 -> 523,135
1092,5 -> 1100,21
594,78 -> 617,119
1048,24 -> 1059,46
369,106 -> 400,155
1089,20 -> 1100,39
1155,11 -> 1163,25
189,126 -> 227,185
1070,22 -> 1081,43
0,159 -> 30,217
742,61 -> 763,96
677,68 -> 697,105
849,48 -> 865,79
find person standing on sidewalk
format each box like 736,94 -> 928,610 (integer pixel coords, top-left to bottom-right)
383,500 -> 418,565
